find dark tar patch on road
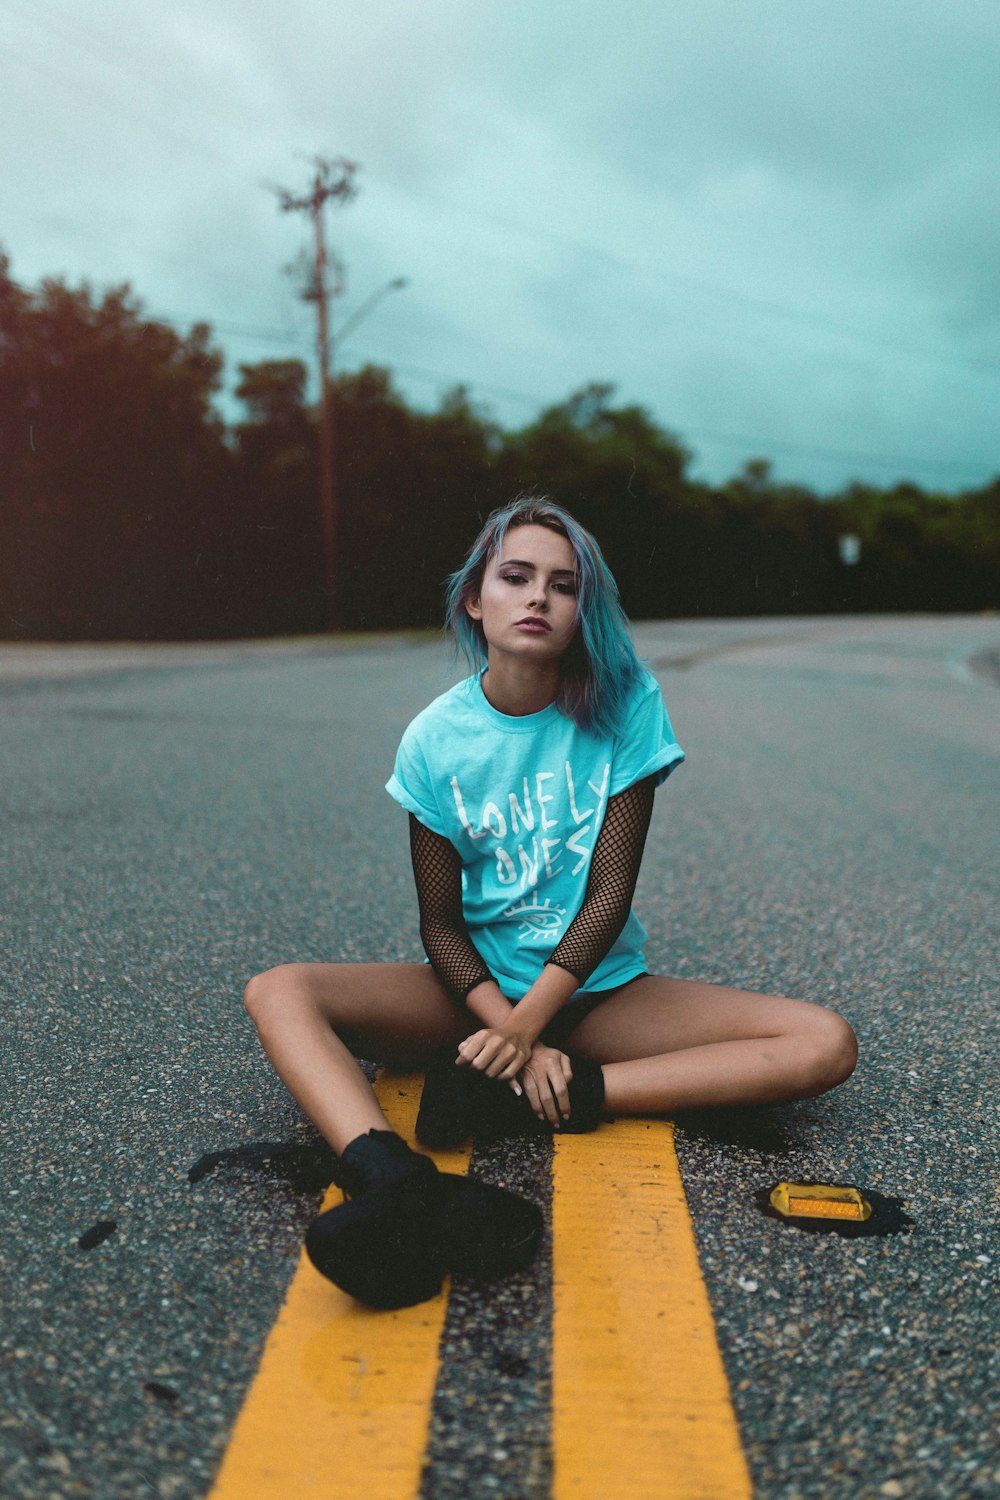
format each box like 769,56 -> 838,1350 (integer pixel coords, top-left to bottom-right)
77,1219 -> 118,1250
187,1138 -> 337,1193
143,1381 -> 180,1405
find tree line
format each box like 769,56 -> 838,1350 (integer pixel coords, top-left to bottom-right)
1,255 -> 997,640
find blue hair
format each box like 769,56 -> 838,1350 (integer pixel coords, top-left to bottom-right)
444,496 -> 644,739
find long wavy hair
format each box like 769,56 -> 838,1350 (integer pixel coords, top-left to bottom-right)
444,497 -> 644,739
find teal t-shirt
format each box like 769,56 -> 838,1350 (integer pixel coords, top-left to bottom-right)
386,668 -> 684,999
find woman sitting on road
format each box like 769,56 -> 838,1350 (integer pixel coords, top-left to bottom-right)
244,496 -> 857,1308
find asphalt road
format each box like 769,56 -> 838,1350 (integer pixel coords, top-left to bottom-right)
1,615 -> 997,1500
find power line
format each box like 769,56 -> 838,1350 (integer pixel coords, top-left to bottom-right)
679,424 -> 995,478
213,327 -> 994,479
1,28 -> 233,170
199,321 -> 304,345
2,0 -> 158,77
414,186 -> 1000,382
0,0 -> 244,167
18,275 -> 991,480
145,309 -> 1000,480
4,0 -> 997,386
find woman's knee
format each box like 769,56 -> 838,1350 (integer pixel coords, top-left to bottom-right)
243,963 -> 314,1026
794,1007 -> 858,1096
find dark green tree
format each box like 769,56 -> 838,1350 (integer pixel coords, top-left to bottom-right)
3,252 -> 996,638
0,254 -> 229,638
496,383 -> 695,618
331,369 -> 499,629
713,461 -> 842,615
230,358 -> 323,634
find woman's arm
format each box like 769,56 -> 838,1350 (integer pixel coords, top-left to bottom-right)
408,814 -> 533,1077
408,813 -> 500,1003
410,773 -> 656,1098
503,775 -> 656,1121
543,772 -> 656,989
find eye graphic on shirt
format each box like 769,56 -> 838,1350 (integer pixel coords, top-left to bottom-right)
501,892 -> 568,943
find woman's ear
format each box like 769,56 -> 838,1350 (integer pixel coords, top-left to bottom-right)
464,592 -> 483,621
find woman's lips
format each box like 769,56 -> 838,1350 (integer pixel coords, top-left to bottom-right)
515,618 -> 551,633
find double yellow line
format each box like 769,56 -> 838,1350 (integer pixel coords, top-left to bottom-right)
209,1075 -> 751,1499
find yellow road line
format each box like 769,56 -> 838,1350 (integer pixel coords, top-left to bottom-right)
208,1074 -> 468,1500
551,1118 -> 752,1500
212,1091 -> 752,1499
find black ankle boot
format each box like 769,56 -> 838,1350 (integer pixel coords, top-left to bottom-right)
416,1047 -> 552,1148
558,1052 -> 606,1133
334,1128 -> 437,1196
305,1130 -> 544,1309
477,1051 -> 605,1138
416,1049 -> 606,1148
306,1131 -> 443,1308
415,1046 -> 488,1148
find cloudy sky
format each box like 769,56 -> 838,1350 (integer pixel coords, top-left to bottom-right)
3,0 -> 998,493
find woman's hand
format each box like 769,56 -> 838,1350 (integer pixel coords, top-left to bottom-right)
520,1044 -> 573,1126
456,1027 -> 531,1083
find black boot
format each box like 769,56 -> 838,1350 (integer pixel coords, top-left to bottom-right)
557,1052 -> 606,1134
415,1046 -> 512,1148
305,1130 -> 543,1309
416,1048 -> 606,1148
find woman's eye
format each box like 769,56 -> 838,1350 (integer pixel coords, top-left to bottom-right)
498,571 -> 575,595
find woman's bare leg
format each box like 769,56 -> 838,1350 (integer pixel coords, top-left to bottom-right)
246,964 -> 546,1307
243,962 -> 466,1154
562,975 -> 858,1114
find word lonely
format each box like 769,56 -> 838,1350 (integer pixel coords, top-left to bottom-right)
450,761 -> 611,887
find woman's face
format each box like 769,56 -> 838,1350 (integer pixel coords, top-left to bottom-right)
465,523 -> 579,663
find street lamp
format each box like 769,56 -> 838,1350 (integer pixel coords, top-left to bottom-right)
334,277 -> 408,348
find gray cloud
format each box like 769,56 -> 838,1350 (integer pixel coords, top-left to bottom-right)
2,0 -> 998,492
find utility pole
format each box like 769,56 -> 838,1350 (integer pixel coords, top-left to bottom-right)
274,156 -> 358,631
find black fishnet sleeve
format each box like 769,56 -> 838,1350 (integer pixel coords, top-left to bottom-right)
546,775 -> 656,987
408,814 -> 495,1000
